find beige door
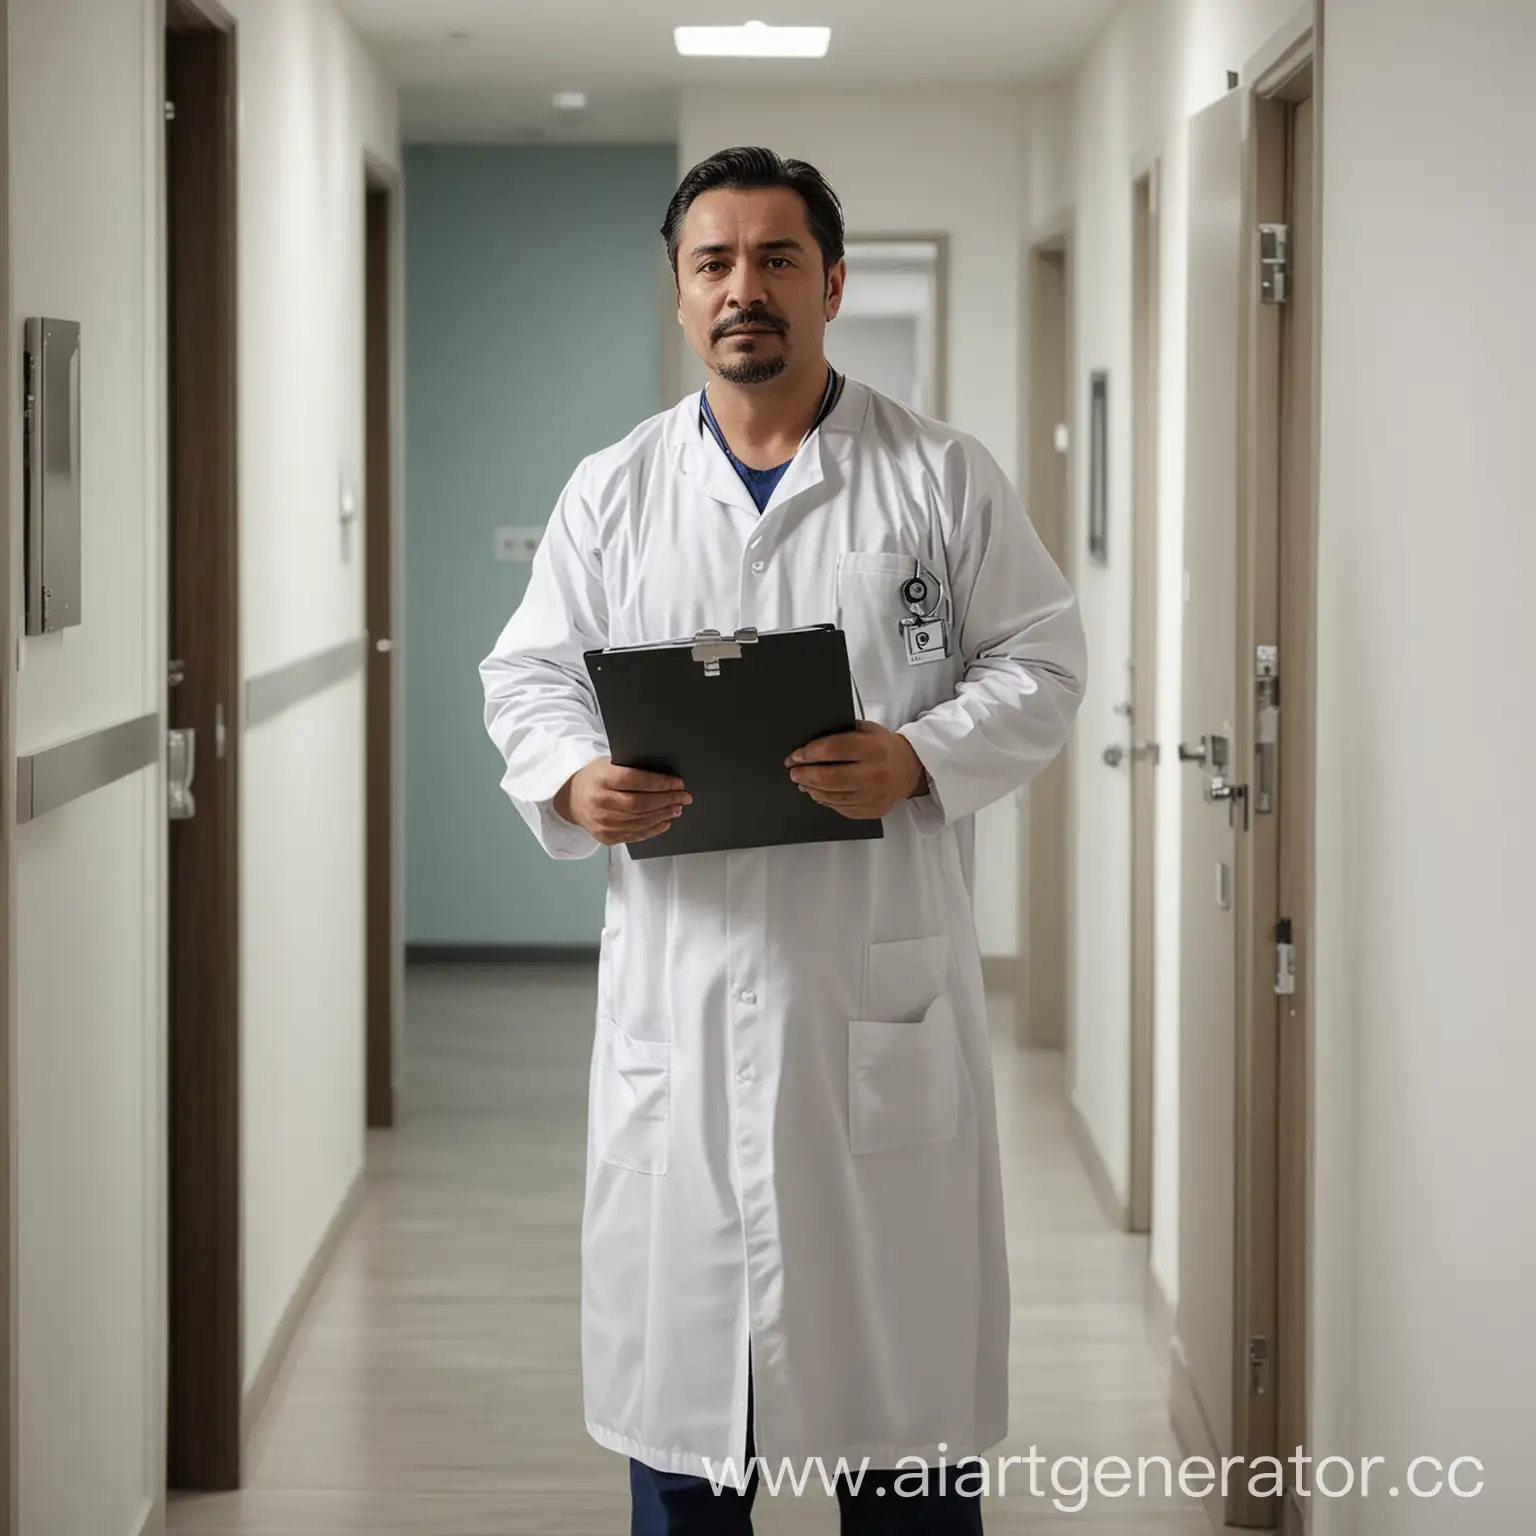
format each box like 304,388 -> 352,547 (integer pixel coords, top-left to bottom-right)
1173,32 -> 1319,1529
1275,85 -> 1316,1505
1241,52 -> 1319,1528
1126,169 -> 1161,1234
1170,86 -> 1245,1483
1022,236 -> 1072,1050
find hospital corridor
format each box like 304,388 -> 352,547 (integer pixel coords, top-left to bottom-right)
2,1 -> 1533,1535
163,964 -> 1201,1535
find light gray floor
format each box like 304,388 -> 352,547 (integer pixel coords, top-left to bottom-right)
168,963 -> 1207,1534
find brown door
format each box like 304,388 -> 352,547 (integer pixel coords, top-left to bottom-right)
364,172 -> 398,1129
166,1 -> 243,1491
1022,235 -> 1072,1050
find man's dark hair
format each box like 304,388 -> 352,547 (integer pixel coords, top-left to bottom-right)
662,146 -> 845,276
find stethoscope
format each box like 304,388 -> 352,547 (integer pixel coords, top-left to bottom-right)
698,365 -> 843,459
900,564 -> 940,615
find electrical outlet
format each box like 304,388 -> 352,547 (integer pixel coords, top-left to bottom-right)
494,526 -> 543,563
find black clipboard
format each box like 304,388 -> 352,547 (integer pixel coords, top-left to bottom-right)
583,624 -> 884,859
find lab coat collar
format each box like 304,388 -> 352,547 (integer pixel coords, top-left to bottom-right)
670,376 -> 872,516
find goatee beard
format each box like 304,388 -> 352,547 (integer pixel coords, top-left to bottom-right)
716,354 -> 787,386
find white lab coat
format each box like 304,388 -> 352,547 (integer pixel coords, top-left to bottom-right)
481,379 -> 1085,1479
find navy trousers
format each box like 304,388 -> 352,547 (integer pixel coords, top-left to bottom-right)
629,1378 -> 985,1535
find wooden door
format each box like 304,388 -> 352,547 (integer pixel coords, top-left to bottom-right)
365,174 -> 397,1129
166,5 -> 243,1491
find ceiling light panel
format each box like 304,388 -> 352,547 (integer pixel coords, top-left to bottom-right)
674,20 -> 832,59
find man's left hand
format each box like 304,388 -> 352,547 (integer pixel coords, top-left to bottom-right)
786,721 -> 928,820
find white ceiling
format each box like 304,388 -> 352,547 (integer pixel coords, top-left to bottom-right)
335,0 -> 1120,144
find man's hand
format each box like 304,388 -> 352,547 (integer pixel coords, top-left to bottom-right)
786,721 -> 928,820
555,758 -> 691,846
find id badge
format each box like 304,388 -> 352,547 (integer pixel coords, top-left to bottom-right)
903,617 -> 950,666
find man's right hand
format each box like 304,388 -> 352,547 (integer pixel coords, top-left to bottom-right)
554,758 -> 691,846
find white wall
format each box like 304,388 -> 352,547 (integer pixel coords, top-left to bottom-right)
1311,2 -> 1536,1529
1036,0 -> 1306,1303
678,87 -> 1029,957
1053,1 -> 1536,1521
11,1 -> 166,1530
8,0 -> 397,1528
221,0 -> 399,1395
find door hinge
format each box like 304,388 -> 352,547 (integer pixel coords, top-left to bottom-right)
1249,1334 -> 1271,1396
1260,223 -> 1289,304
1275,918 -> 1296,996
165,100 -> 176,122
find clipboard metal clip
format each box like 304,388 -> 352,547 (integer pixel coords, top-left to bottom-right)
690,627 -> 759,677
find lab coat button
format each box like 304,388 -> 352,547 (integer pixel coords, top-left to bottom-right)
738,989 -> 757,1005
751,560 -> 766,573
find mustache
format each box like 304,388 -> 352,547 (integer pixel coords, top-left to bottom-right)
711,309 -> 788,342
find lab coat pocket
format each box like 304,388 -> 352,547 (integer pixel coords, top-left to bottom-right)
848,996 -> 960,1156
595,1020 -> 671,1175
835,550 -> 934,727
864,933 -> 951,1022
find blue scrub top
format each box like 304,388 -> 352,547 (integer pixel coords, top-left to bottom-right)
699,367 -> 843,514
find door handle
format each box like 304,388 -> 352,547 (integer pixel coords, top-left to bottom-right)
1206,772 -> 1249,828
1190,731 -> 1248,828
168,727 -> 196,821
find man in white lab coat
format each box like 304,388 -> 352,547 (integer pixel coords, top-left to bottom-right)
481,148 -> 1086,1535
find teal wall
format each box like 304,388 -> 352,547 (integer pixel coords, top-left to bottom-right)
404,144 -> 678,945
